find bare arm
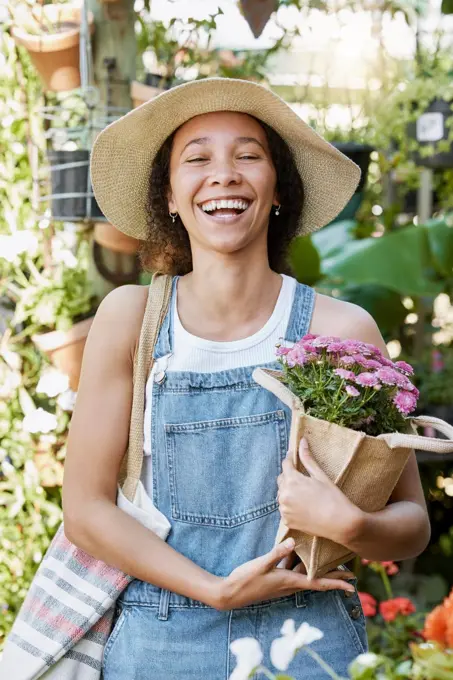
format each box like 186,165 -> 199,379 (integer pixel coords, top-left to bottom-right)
309,296 -> 431,561
62,285 -> 220,606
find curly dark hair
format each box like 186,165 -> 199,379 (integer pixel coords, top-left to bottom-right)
139,118 -> 304,275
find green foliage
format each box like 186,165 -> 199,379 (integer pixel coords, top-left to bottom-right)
278,344 -> 412,436
9,239 -> 98,335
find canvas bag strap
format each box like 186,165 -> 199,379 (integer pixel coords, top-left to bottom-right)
252,368 -> 303,410
378,416 -> 453,454
120,273 -> 172,502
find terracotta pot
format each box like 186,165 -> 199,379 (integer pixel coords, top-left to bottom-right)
11,4 -> 94,92
32,316 -> 94,391
130,81 -> 165,108
94,221 -> 141,254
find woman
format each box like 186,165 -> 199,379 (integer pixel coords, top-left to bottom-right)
63,78 -> 430,679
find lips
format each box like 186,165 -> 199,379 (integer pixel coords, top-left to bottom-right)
196,201 -> 252,224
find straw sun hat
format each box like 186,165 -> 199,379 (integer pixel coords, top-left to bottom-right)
90,77 -> 361,241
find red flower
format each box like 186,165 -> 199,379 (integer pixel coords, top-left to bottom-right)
379,597 -> 416,622
361,559 -> 399,575
358,591 -> 377,617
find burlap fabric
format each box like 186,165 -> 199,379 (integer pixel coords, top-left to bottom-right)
253,367 -> 453,580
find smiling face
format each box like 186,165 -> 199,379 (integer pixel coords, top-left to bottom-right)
167,111 -> 280,260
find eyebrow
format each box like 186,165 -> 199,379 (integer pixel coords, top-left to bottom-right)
181,136 -> 266,154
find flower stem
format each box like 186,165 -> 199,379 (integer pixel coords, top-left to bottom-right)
303,646 -> 343,680
379,565 -> 393,599
256,666 -> 277,679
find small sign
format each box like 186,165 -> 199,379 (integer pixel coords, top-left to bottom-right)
416,112 -> 444,142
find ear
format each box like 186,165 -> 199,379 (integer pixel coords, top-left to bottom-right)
272,189 -> 280,207
168,190 -> 177,214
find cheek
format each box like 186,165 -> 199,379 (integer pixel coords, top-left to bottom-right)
170,169 -> 205,207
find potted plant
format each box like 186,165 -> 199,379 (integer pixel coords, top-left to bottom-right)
93,221 -> 141,255
10,3 -> 94,92
46,148 -> 104,221
11,241 -> 99,391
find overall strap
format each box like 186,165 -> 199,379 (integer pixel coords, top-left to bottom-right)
284,281 -> 316,343
120,273 -> 173,501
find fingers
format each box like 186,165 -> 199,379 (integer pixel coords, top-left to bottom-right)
258,538 -> 295,572
298,438 -> 329,482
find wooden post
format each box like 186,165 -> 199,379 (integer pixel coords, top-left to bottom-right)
85,0 -> 138,298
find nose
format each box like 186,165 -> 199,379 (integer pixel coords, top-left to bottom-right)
207,158 -> 241,187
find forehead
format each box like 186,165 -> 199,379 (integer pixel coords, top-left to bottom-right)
172,111 -> 267,148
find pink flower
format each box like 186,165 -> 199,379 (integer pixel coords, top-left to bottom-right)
286,347 -> 307,367
327,342 -> 346,353
393,390 -> 417,415
380,356 -> 395,367
353,355 -> 369,367
313,336 -> 340,348
345,385 -> 360,397
355,372 -> 379,387
276,345 -> 291,356
394,360 -> 414,376
376,367 -> 402,386
301,334 -> 319,342
339,356 -> 356,367
364,359 -> 383,370
335,368 -> 356,381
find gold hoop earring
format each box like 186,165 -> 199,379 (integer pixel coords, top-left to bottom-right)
169,211 -> 178,223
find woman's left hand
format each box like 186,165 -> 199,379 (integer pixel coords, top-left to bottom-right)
277,437 -> 364,545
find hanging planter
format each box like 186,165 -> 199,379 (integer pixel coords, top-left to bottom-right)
408,98 -> 453,170
46,149 -> 103,221
130,80 -> 166,108
11,4 -> 94,92
329,142 -> 373,224
94,221 -> 141,255
32,317 -> 94,392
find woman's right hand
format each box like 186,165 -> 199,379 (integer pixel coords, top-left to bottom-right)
214,538 -> 355,611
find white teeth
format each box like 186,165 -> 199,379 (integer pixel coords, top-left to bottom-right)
200,199 -> 250,212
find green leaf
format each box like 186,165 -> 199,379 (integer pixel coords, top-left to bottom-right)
424,217 -> 453,276
441,0 -> 453,14
311,219 -> 357,259
322,226 -> 443,296
275,675 -> 296,680
289,234 -> 322,285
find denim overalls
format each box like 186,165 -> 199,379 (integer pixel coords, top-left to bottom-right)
102,278 -> 368,679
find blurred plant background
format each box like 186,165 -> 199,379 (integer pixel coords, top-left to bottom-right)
3,0 -> 453,668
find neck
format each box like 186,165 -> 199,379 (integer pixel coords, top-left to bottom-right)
177,248 -> 282,342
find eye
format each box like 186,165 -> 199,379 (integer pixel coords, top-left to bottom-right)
239,154 -> 259,160
186,156 -> 207,163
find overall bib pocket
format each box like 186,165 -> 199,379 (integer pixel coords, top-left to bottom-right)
165,410 -> 286,527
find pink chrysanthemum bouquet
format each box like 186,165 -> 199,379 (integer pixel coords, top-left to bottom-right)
276,335 -> 419,436
253,335 -> 453,580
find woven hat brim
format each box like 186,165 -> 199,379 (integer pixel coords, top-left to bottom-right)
91,78 -> 361,241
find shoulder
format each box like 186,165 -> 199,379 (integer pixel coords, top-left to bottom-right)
310,291 -> 387,354
87,285 -> 149,365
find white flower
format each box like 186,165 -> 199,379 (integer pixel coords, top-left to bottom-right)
270,620 -> 323,671
0,231 -> 39,263
36,370 -> 69,398
23,408 -> 58,434
57,389 -> 77,412
229,638 -> 263,680
0,370 -> 21,399
353,652 -> 381,668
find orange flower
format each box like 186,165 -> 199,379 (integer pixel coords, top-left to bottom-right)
358,591 -> 377,617
423,605 -> 448,646
379,597 -> 416,622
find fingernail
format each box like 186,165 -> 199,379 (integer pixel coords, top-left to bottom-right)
347,586 -> 355,593
284,538 -> 295,549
